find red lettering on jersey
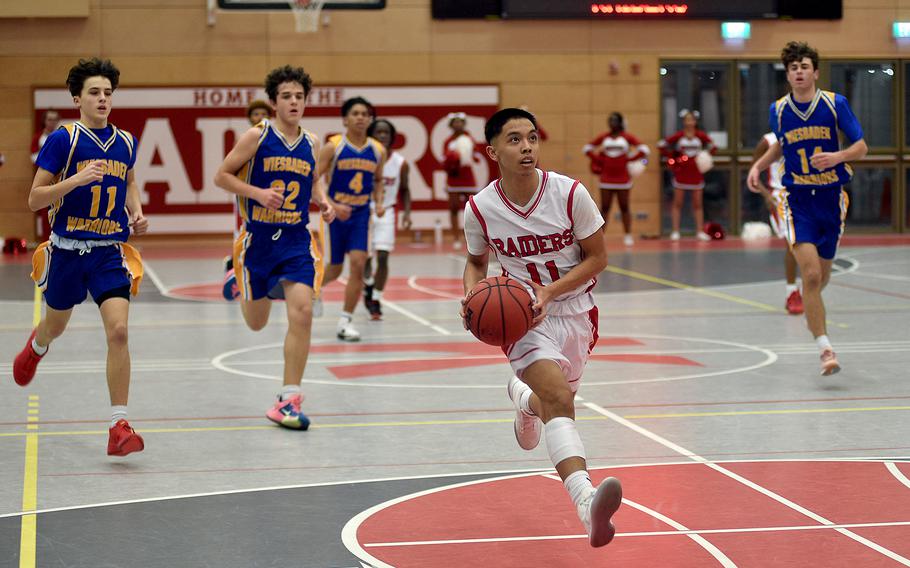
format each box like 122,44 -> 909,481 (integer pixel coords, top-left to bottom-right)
504,237 -> 520,257
537,234 -> 554,254
518,235 -> 539,256
561,228 -> 574,246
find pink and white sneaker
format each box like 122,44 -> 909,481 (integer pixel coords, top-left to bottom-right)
507,376 -> 541,450
266,394 -> 310,430
820,349 -> 841,376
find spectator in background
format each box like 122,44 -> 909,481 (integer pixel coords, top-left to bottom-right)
31,109 -> 61,165
658,110 -> 716,241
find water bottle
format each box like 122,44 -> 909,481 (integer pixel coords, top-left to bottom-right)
433,219 -> 443,246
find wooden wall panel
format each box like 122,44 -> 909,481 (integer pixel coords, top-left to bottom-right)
0,0 -> 89,18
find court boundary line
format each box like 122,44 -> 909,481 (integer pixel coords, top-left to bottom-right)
885,461 -> 910,491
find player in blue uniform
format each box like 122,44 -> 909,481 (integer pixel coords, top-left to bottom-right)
13,58 -> 148,457
748,41 -> 868,376
316,97 -> 386,342
215,65 -> 335,429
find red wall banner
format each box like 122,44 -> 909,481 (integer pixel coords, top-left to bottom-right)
34,85 -> 499,234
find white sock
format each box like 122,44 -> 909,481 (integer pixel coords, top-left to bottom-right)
816,335 -> 833,352
110,406 -> 128,427
786,284 -> 798,295
31,337 -> 48,356
564,469 -> 595,509
373,289 -> 383,302
364,277 -> 374,287
544,417 -> 586,466
338,312 -> 353,328
280,385 -> 301,401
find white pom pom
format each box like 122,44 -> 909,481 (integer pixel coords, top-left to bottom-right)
694,150 -> 713,173
742,222 -> 772,241
453,135 -> 474,166
626,159 -> 646,178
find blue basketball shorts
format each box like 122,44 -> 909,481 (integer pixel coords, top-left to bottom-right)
780,187 -> 849,260
324,206 -> 370,265
31,241 -> 143,310
234,225 -> 316,301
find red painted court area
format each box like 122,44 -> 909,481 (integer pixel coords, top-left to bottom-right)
349,461 -> 910,567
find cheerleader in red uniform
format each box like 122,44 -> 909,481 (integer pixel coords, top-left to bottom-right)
584,112 -> 649,246
658,110 -> 716,241
442,112 -> 479,249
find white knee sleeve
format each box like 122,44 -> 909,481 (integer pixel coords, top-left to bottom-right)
545,416 -> 586,466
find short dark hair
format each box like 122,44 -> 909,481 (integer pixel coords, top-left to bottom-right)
367,118 -> 397,143
66,58 -> 120,97
484,107 -> 537,144
781,41 -> 819,70
341,96 -> 374,118
264,65 -> 313,102
246,99 -> 271,119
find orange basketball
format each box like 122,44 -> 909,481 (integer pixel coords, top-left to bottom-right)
463,276 -> 535,347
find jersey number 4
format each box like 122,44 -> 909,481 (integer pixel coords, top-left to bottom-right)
526,260 -> 560,286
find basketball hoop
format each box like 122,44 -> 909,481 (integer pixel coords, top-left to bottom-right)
289,0 -> 325,33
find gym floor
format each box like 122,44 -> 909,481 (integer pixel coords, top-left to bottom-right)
1,235 -> 909,568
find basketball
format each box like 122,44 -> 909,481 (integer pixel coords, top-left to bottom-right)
463,276 -> 534,347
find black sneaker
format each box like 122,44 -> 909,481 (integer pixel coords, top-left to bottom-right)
370,299 -> 382,321
363,284 -> 374,311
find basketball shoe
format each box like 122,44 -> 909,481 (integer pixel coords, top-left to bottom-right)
507,376 -> 541,450
820,349 -> 840,376
786,290 -> 804,315
578,477 -> 623,548
266,394 -> 310,430
222,268 -> 239,301
107,420 -> 145,457
13,329 -> 45,387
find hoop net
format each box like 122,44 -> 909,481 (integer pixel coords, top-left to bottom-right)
289,0 -> 325,33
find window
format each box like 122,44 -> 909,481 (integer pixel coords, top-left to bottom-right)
843,166 -> 894,228
829,62 -> 896,149
661,63 -> 731,150
739,62 -> 789,150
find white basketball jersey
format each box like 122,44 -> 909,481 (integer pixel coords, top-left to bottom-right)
379,152 -> 404,209
763,132 -> 785,190
464,170 -> 605,316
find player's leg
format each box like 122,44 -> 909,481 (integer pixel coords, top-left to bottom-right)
13,306 -> 72,386
599,188 -> 614,229
240,297 -> 272,331
372,249 -> 390,315
616,189 -> 633,245
670,187 -> 684,239
448,192 -> 464,248
784,246 -> 803,314
98,292 -> 144,456
791,242 -> 839,374
338,249 -> 367,341
265,280 -> 314,430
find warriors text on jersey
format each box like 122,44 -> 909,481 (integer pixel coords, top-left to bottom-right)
463,170 -> 605,316
236,121 -> 317,231
327,134 -> 384,211
769,90 -> 863,190
35,122 -> 137,242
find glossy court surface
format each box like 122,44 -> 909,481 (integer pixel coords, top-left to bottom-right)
1,235 -> 908,567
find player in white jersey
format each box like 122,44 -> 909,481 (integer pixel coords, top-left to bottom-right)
363,119 -> 411,320
462,108 -> 622,548
750,132 -> 803,315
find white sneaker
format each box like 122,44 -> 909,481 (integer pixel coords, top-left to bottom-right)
507,376 -> 541,450
697,231 -> 712,241
578,477 -> 623,548
669,231 -> 680,241
336,321 -> 361,342
623,234 -> 634,247
311,297 -> 323,318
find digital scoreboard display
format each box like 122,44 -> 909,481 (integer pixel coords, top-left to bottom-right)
501,0 -> 779,19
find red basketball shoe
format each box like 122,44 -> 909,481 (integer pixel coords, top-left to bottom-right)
13,329 -> 45,387
107,419 -> 145,457
786,290 -> 804,315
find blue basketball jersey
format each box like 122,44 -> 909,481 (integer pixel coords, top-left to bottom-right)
769,90 -> 864,190
237,122 -> 317,232
35,122 -> 136,242
326,134 -> 384,213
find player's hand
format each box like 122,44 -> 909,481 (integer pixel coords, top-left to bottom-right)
459,297 -> 469,330
128,211 -> 149,236
401,213 -> 412,230
333,202 -> 352,221
318,200 -> 335,223
73,160 -> 105,186
376,204 -> 386,218
810,151 -> 841,170
255,186 -> 284,210
525,279 -> 551,328
746,165 -> 762,193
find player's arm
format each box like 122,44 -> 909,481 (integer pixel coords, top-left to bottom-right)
627,133 -> 650,161
214,127 -> 283,210
582,134 -> 605,160
316,138 -> 350,221
308,137 -> 335,223
399,161 -> 412,229
28,164 -> 103,211
125,169 -> 148,236
747,140 -> 782,192
812,94 -> 868,170
372,147 -> 387,218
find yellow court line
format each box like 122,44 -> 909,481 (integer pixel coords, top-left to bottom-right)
2,405 -> 910,441
20,399 -> 39,568
604,265 -> 849,328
